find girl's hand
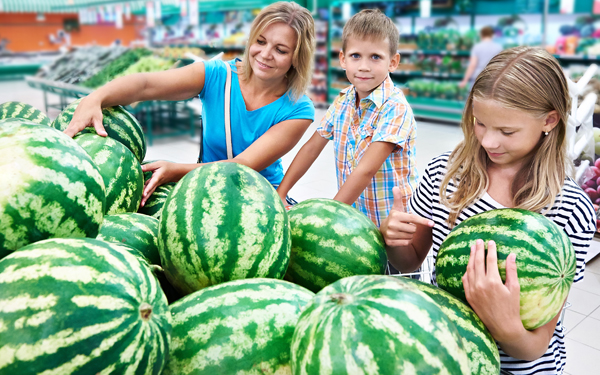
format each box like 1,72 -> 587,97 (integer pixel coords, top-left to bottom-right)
64,97 -> 108,138
462,239 -> 526,343
140,161 -> 179,207
380,187 -> 434,248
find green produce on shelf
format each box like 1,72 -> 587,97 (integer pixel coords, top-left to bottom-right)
406,79 -> 467,101
115,55 -> 175,78
82,48 -> 153,89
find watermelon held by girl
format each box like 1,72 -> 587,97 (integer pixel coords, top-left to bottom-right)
158,162 -> 291,295
435,208 -> 576,330
284,198 -> 388,293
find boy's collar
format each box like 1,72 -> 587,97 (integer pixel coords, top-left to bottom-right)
344,75 -> 394,109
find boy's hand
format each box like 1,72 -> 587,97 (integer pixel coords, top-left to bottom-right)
380,187 -> 434,248
462,240 -> 524,342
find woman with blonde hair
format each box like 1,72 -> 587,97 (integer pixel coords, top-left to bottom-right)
65,1 -> 316,206
380,46 -> 596,373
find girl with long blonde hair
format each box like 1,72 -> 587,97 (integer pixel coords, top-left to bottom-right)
380,46 -> 596,373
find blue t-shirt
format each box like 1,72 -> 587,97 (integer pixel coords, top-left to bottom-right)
199,59 -> 315,185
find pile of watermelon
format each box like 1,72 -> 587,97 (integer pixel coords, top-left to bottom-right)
0,100 -> 576,374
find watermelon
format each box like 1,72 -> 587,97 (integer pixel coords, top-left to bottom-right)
138,160 -> 176,220
52,98 -> 146,162
398,277 -> 500,375
0,238 -> 172,374
285,198 -> 387,293
0,119 -> 105,259
97,212 -> 161,265
158,162 -> 290,295
164,278 -> 314,374
291,275 -> 470,374
0,101 -> 51,126
435,208 -> 576,330
75,133 -> 143,215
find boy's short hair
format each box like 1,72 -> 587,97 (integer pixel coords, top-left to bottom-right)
480,26 -> 495,38
342,9 -> 399,57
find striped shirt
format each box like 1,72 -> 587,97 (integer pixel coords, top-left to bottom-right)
317,76 -> 418,227
409,152 -> 596,375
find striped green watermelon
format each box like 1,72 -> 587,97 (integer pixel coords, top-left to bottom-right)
52,98 -> 146,162
0,238 -> 172,374
285,198 -> 387,293
158,162 -> 290,295
164,278 -> 314,374
138,160 -> 176,220
435,208 -> 576,330
398,277 -> 500,375
75,133 -> 143,215
291,275 -> 470,374
0,119 -> 105,259
0,101 -> 51,126
97,212 -> 161,265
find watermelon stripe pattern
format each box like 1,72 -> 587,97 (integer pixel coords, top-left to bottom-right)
97,213 -> 161,265
291,275 -> 470,374
138,184 -> 175,220
0,102 -> 51,126
0,120 -> 105,258
398,277 -> 500,375
52,98 -> 146,162
435,208 -> 576,330
158,163 -> 290,294
285,199 -> 387,293
164,279 -> 314,374
0,238 -> 172,374
75,133 -> 143,215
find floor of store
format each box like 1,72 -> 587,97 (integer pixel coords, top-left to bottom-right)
4,79 -> 600,374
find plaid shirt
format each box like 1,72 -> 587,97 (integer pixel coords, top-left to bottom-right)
317,76 -> 418,227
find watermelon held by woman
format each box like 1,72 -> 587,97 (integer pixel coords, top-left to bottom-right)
0,119 -> 105,259
138,160 -> 176,220
290,275 -> 470,374
164,278 -> 314,375
435,208 -> 576,330
399,277 -> 500,375
52,98 -> 146,162
0,238 -> 172,374
75,133 -> 143,215
158,162 -> 291,295
0,101 -> 51,126
284,198 -> 388,293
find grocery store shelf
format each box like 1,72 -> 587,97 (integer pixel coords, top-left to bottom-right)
407,97 -> 465,123
554,54 -> 600,62
399,49 -> 471,56
0,63 -> 42,81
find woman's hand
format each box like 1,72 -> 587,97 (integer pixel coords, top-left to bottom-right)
380,187 -> 434,248
462,239 -> 525,343
64,96 -> 108,138
140,161 -> 180,207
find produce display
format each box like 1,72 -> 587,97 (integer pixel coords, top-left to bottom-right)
400,277 -> 501,375
97,212 -> 161,266
52,98 -> 147,163
158,162 -> 291,295
0,101 -> 51,125
36,45 -> 128,84
291,275 -> 470,374
406,79 -> 469,101
74,133 -> 143,215
0,238 -> 172,374
81,47 -> 153,89
0,99 -> 585,374
165,278 -> 314,374
114,55 -> 175,78
285,198 -> 387,293
436,208 -> 576,330
0,118 -> 105,258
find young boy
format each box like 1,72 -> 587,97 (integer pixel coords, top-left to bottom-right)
277,9 -> 418,228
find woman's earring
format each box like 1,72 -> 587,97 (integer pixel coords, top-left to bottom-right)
544,131 -> 549,136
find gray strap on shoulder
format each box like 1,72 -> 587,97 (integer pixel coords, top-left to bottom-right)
224,62 -> 233,160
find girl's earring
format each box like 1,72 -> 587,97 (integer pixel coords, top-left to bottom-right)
545,131 -> 549,136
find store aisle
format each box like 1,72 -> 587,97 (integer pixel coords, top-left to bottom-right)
3,80 -> 600,374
